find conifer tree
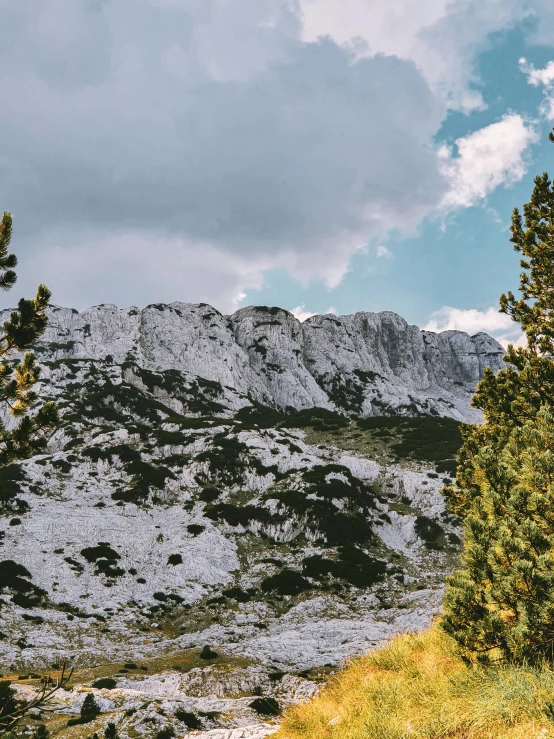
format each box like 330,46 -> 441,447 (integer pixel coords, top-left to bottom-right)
104,723 -> 119,739
30,725 -> 49,739
80,694 -> 100,724
440,129 -> 554,663
0,211 -> 58,471
0,682 -> 18,729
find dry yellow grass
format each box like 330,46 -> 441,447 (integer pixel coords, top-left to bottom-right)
277,619 -> 554,739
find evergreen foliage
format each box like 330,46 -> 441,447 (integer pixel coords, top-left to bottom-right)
30,725 -> 49,739
249,696 -> 281,716
103,723 -> 119,739
80,693 -> 101,723
91,678 -> 116,690
440,129 -> 554,664
174,710 -> 202,729
0,681 -> 18,728
0,212 -> 58,472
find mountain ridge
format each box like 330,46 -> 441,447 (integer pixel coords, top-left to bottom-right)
5,301 -> 507,423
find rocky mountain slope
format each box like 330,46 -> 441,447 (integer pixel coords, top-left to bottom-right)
13,302 -> 506,422
0,303 -> 506,738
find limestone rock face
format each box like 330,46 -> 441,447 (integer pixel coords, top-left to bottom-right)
3,302 -> 506,422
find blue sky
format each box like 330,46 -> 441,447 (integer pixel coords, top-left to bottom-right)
240,18 -> 554,345
2,1 -> 554,345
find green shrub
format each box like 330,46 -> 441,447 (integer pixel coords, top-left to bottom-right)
0,560 -> 46,606
155,728 -> 175,739
222,587 -> 251,602
200,645 -> 217,659
91,678 -> 116,689
249,697 -> 281,716
68,693 -> 100,725
31,724 -> 49,739
204,502 -> 271,528
414,515 -> 446,551
198,486 -> 221,503
174,710 -> 202,729
261,569 -> 311,596
0,680 -> 18,728
81,544 -> 120,563
104,723 -> 119,739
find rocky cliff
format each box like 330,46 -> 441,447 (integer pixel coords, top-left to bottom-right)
17,302 -> 506,422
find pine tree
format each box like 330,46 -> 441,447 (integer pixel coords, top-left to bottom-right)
0,211 -> 58,472
104,723 -> 119,739
440,128 -> 554,664
30,725 -> 49,739
442,405 -> 554,662
80,694 -> 100,723
0,681 -> 19,729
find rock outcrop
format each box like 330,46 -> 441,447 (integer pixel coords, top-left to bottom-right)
10,302 -> 506,422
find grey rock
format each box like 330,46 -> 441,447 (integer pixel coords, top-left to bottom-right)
7,302 -> 506,422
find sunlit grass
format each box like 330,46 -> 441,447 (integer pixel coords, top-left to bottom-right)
277,619 -> 554,739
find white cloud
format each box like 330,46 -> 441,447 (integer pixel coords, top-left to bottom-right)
300,0 -> 535,112
19,227 -> 270,314
290,305 -> 337,322
424,305 -> 525,348
290,306 -> 316,322
438,114 -> 539,209
0,1 -> 452,305
376,245 -> 393,259
520,57 -> 554,86
0,0 -> 549,309
520,57 -> 554,121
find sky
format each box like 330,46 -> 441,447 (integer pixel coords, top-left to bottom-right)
3,1 -> 554,346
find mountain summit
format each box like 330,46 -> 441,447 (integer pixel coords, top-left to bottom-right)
21,302 -> 506,422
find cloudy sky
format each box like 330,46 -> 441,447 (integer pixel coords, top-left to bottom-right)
3,0 -> 554,345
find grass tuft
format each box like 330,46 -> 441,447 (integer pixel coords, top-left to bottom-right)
277,621 -> 554,739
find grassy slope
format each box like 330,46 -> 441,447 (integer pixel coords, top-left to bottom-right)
276,621 -> 554,739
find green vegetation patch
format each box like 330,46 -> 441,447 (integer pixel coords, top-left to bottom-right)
271,488 -> 375,546
414,515 -> 447,551
282,407 -> 349,430
66,376 -> 180,426
196,434 -> 251,485
198,485 -> 223,503
204,502 -> 272,527
81,544 -> 120,563
235,403 -> 348,431
266,464 -> 378,546
302,546 -> 388,588
0,464 -> 26,508
0,559 -> 46,607
357,416 -> 463,471
196,432 -> 280,488
80,542 -> 125,577
92,678 -> 117,689
222,587 -> 252,602
127,365 -> 226,414
261,569 -> 311,596
113,458 -> 176,504
174,710 -> 202,729
313,372 -> 380,414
